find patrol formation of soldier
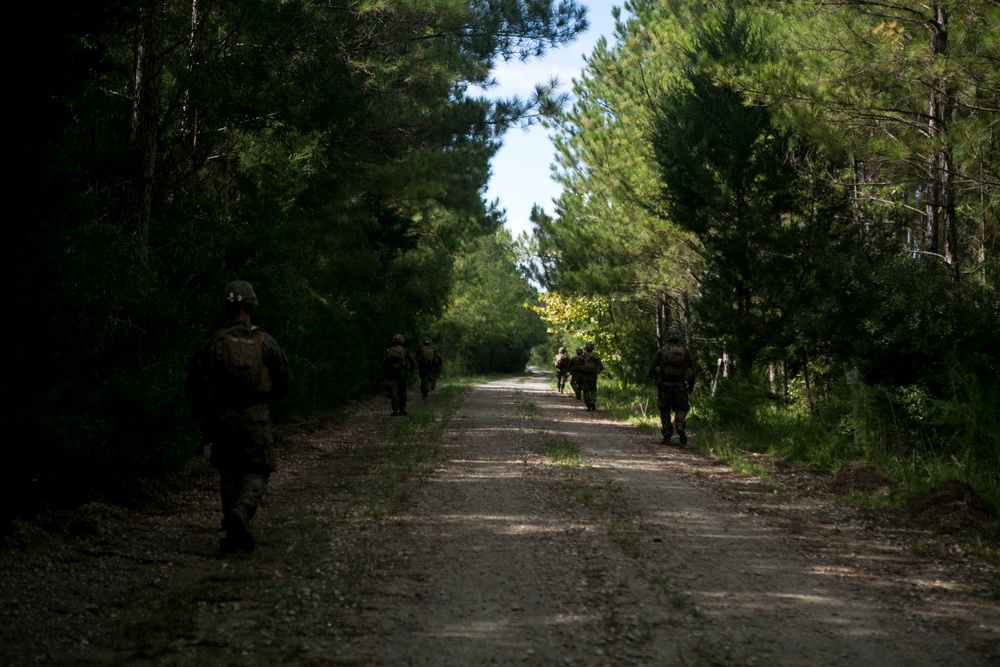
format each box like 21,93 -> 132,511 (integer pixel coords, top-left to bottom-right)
186,280 -> 292,553
188,282 -> 692,554
552,332 -> 695,440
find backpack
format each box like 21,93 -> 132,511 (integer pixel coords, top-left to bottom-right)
386,345 -> 408,375
554,353 -> 569,371
211,324 -> 271,396
581,353 -> 601,374
421,346 -> 437,364
659,344 -> 687,378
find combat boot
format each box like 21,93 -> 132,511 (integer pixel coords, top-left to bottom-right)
676,424 -> 687,446
221,504 -> 255,553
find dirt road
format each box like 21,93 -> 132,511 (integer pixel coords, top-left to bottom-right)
2,373 -> 998,665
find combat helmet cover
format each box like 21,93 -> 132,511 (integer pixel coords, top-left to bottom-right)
223,280 -> 258,307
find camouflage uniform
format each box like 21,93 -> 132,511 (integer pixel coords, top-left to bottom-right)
416,338 -> 443,399
568,349 -> 584,400
186,281 -> 292,553
647,327 -> 695,445
578,343 -> 604,411
382,334 -> 415,415
553,347 -> 570,393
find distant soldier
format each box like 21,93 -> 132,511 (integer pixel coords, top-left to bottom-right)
568,348 -> 585,400
186,280 -> 292,553
553,346 -> 570,393
382,334 -> 415,416
416,337 -> 443,399
647,326 -> 695,445
578,343 -> 604,411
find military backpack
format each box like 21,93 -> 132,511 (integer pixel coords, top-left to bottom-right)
658,344 -> 690,381
385,345 -> 409,375
211,324 -> 272,397
581,352 -> 601,374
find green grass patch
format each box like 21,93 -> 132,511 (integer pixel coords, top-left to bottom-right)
594,379 -> 662,434
540,436 -> 584,466
515,390 -> 542,418
685,375 -> 1000,549
344,380 -> 467,521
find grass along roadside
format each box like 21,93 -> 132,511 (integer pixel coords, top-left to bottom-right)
596,376 -> 1000,554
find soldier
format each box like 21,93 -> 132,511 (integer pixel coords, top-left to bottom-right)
382,334 -> 415,415
553,346 -> 570,393
186,280 -> 292,553
568,348 -> 585,400
647,326 -> 695,445
416,337 -> 443,399
578,343 -> 604,411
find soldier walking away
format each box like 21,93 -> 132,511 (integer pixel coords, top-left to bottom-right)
416,337 -> 443,399
569,348 -> 584,400
578,343 -> 604,411
186,280 -> 292,553
553,346 -> 570,393
647,326 -> 695,445
382,334 -> 415,415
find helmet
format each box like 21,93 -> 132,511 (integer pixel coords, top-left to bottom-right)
584,342 -> 594,352
558,347 -> 566,354
424,338 -> 431,345
223,280 -> 258,307
392,334 -> 404,345
576,348 -> 583,355
665,326 -> 682,341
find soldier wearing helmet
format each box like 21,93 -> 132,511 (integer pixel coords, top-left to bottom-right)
381,333 -> 415,415
416,337 -> 443,399
553,346 -> 570,393
577,342 -> 604,411
186,280 -> 292,553
647,326 -> 695,445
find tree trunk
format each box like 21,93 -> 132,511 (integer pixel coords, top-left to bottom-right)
923,4 -> 961,282
129,0 -> 165,259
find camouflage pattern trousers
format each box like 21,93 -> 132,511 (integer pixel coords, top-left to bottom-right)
385,376 -> 409,414
657,382 -> 690,436
578,372 -> 599,409
206,404 -> 276,521
418,369 -> 438,398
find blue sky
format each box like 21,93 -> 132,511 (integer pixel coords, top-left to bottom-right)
485,1 -> 621,239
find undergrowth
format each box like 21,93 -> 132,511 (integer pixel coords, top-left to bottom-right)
593,373 -> 1000,547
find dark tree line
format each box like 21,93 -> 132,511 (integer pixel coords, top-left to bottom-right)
3,0 -> 584,519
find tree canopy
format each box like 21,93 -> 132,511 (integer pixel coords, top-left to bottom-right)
529,0 -> 998,478
4,0 -> 586,518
